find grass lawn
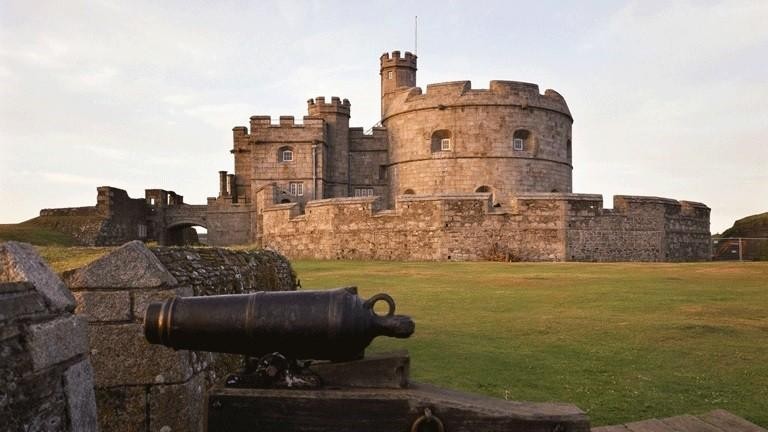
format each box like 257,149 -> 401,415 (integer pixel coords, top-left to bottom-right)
292,260 -> 768,427
0,221 -> 77,246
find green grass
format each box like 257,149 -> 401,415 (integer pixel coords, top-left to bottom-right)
35,246 -> 113,273
292,260 -> 768,427
0,220 -> 78,246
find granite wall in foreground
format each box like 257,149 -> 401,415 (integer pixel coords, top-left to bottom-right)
0,241 -> 99,432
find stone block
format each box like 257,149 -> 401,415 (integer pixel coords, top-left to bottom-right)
0,290 -> 46,322
96,386 -> 147,432
74,290 -> 132,322
27,315 -> 89,371
132,286 -> 193,323
65,240 -> 177,289
64,359 -> 99,431
89,322 -> 193,386
149,373 -> 205,432
0,241 -> 75,311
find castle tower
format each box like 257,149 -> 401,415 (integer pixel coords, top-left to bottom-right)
308,97 -> 351,197
380,51 -> 417,118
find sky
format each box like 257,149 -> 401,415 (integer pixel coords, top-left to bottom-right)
1,0 -> 766,234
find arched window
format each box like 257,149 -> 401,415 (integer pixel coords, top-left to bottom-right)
513,129 -> 530,151
280,198 -> 291,204
475,186 -> 491,193
403,189 -> 415,195
278,146 -> 294,162
430,130 -> 452,152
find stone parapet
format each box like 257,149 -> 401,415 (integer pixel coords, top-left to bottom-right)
0,241 -> 98,432
61,241 -> 297,431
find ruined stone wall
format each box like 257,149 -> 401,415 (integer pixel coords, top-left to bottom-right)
61,241 -> 297,432
37,186 -> 151,246
259,193 -> 709,262
383,79 -> 573,205
0,242 -> 98,431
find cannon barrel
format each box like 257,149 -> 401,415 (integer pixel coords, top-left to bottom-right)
143,287 -> 414,361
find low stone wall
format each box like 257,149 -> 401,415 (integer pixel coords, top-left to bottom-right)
257,190 -> 710,262
151,246 -> 295,295
0,242 -> 98,431
62,241 -> 297,432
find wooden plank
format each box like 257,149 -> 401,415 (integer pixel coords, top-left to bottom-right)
625,418 -> 679,432
206,382 -> 591,432
661,414 -> 725,432
309,350 -> 409,389
592,425 -> 629,432
698,409 -> 768,432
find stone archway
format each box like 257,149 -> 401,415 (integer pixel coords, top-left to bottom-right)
164,221 -> 208,246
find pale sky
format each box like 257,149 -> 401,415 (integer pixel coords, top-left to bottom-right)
1,0 -> 766,234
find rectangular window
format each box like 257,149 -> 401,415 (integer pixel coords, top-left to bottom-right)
513,138 -> 524,151
289,182 -> 303,196
137,224 -> 147,238
282,150 -> 293,161
387,71 -> 393,79
378,165 -> 387,181
440,138 -> 452,151
354,188 -> 374,197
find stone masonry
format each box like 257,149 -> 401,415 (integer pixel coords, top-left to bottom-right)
38,50 -> 711,260
62,241 -> 297,432
0,241 -> 99,432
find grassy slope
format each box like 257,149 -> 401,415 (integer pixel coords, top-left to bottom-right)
722,212 -> 768,238
0,220 -> 77,246
292,260 -> 768,427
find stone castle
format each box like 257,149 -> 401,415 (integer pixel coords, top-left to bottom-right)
40,51 -> 711,261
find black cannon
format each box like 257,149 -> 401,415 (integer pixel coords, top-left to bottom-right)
143,287 -> 414,362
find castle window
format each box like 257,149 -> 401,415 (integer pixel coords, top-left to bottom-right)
378,165 -> 387,181
513,129 -> 530,151
567,138 -> 572,160
278,146 -> 294,162
137,224 -> 147,238
431,130 -> 452,153
475,186 -> 491,193
354,187 -> 374,197
387,71 -> 393,80
403,189 -> 415,195
288,182 -> 303,196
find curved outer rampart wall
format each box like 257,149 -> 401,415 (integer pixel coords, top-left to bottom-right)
256,186 -> 710,262
383,80 -> 573,204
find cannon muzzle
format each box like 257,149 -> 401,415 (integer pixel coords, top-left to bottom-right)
143,287 -> 414,361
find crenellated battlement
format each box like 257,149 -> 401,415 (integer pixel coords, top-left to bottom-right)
307,96 -> 351,117
248,115 -> 324,131
349,126 -> 387,140
380,51 -> 417,70
384,79 -> 571,119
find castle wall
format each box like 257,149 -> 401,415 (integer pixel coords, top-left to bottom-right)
247,116 -> 326,206
205,198 -> 253,246
308,97 -> 351,198
383,81 -> 573,205
259,193 -> 709,262
349,126 -> 390,204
